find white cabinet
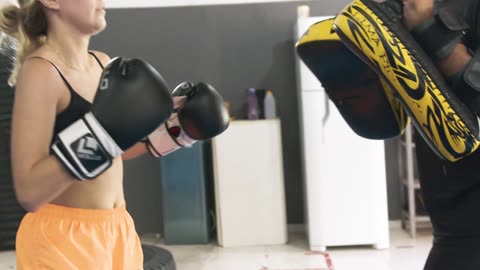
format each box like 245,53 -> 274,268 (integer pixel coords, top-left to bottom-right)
212,119 -> 288,247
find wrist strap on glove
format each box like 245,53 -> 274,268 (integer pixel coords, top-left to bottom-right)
411,9 -> 468,62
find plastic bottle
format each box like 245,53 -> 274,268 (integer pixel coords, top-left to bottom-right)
264,90 -> 276,119
247,88 -> 259,120
255,89 -> 266,119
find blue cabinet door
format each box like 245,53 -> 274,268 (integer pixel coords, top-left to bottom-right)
160,141 -> 213,245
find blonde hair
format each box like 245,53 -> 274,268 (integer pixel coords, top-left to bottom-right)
0,0 -> 47,85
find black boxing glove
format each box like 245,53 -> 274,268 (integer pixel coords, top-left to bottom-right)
52,57 -> 174,180
145,81 -> 230,157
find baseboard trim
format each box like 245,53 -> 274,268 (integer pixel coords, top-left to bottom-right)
288,224 -> 306,233
389,220 -> 402,229
288,221 -> 403,233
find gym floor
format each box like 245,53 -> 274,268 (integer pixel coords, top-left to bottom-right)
0,225 -> 432,270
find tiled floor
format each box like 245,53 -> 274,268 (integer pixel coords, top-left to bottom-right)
0,225 -> 433,270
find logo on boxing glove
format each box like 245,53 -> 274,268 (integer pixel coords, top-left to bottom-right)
75,136 -> 102,160
71,134 -> 109,172
100,70 -> 110,91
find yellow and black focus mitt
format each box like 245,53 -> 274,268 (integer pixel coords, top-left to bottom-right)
296,17 -> 409,140
334,0 -> 480,162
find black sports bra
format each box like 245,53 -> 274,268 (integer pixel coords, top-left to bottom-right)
31,52 -> 104,145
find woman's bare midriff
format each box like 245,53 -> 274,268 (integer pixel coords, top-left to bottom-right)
50,157 -> 125,209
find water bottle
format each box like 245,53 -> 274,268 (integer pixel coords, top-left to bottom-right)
264,90 -> 276,119
247,88 -> 259,120
255,89 -> 266,119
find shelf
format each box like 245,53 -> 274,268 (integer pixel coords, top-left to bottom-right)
415,216 -> 431,223
401,210 -> 431,228
400,178 -> 421,189
399,140 -> 416,148
399,125 -> 431,237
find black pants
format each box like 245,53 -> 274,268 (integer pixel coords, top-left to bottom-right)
414,132 -> 480,270
424,244 -> 480,270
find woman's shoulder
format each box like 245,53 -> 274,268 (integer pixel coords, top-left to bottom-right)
15,50 -> 64,97
17,56 -> 61,87
21,46 -> 60,77
89,50 -> 111,67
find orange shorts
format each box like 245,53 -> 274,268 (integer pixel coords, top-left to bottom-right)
15,202 -> 143,270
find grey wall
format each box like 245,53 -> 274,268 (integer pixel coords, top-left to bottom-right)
91,0 -> 402,235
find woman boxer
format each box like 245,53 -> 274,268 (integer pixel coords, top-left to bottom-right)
0,0 -> 149,268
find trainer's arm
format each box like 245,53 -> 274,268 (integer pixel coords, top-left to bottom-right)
402,0 -> 472,77
437,44 -> 472,77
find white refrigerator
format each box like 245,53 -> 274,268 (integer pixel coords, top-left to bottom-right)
294,16 -> 390,252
